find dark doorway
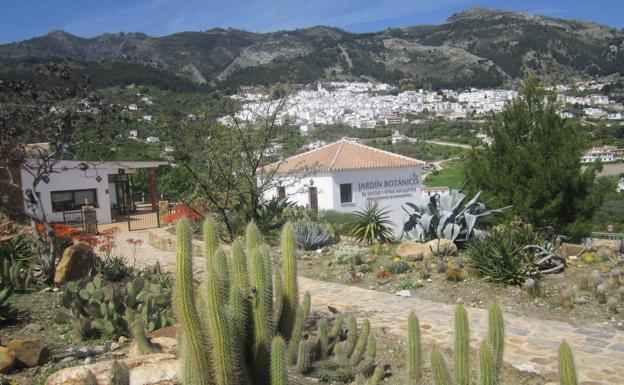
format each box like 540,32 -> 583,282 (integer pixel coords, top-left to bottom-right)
308,186 -> 318,212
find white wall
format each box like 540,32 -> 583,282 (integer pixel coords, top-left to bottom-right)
265,166 -> 422,236
21,166 -> 115,224
329,167 -> 422,235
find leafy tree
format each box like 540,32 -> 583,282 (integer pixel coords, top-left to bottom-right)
0,63 -> 120,283
165,82 -> 299,239
465,76 -> 600,238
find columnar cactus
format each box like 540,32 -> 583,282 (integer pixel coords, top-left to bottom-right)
330,315 -> 344,339
348,319 -> 370,366
279,222 -> 298,338
454,305 -> 469,385
249,247 -> 273,382
345,316 -> 359,358
246,221 -> 260,254
431,350 -> 452,385
109,360 -> 130,385
287,292 -> 311,363
204,217 -> 219,261
408,311 -> 422,384
173,219 -> 212,385
203,243 -> 239,385
274,269 -> 284,328
317,318 -> 329,360
297,340 -> 310,374
129,310 -> 158,355
559,340 -> 578,385
270,336 -> 287,385
479,343 -> 494,385
487,304 -> 504,380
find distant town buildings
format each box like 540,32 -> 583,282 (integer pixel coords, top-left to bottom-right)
581,146 -> 624,163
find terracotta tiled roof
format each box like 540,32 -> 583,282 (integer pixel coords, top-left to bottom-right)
271,139 -> 425,174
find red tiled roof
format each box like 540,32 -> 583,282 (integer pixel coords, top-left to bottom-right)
271,139 -> 425,174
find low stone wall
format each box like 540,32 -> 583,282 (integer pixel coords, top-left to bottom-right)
148,227 -> 204,259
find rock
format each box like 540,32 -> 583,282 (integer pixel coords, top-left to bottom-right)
6,339 -> 50,368
53,244 -> 94,285
395,290 -> 412,297
424,239 -> 457,257
559,242 -> 586,258
0,346 -> 16,374
147,324 -> 180,340
44,353 -> 179,385
151,337 -> 177,353
592,239 -> 621,255
395,241 -> 427,261
117,336 -> 128,344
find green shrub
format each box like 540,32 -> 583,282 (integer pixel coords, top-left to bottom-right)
357,264 -> 374,274
350,202 -> 395,245
398,278 -> 423,290
318,210 -> 357,236
294,221 -> 337,250
384,261 -> 410,274
96,255 -> 134,282
333,246 -> 366,265
466,223 -> 543,285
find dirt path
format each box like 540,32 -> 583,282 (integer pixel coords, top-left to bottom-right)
130,231 -> 624,384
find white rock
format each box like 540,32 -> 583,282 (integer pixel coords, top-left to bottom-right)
395,290 -> 411,297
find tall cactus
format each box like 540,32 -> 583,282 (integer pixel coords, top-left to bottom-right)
454,305 -> 470,385
249,247 -> 273,383
203,243 -> 239,385
330,315 -> 344,340
317,318 -> 329,360
287,291 -> 311,363
173,219 -> 212,385
367,366 -> 384,385
488,304 -> 504,381
109,360 -> 130,385
213,248 -> 230,298
559,341 -> 578,385
129,310 -> 158,355
271,336 -> 287,385
408,311 -> 422,384
204,217 -> 219,262
273,269 -> 284,328
246,221 -> 261,254
279,222 -> 298,338
344,316 -> 359,358
297,340 -> 310,374
479,343 -> 494,385
348,319 -> 370,366
431,350 -> 451,385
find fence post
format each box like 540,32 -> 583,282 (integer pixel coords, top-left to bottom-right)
81,203 -> 97,234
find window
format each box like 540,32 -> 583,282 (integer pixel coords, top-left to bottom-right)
277,186 -> 286,199
51,189 -> 98,212
340,183 -> 352,203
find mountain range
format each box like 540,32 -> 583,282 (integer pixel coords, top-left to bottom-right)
0,7 -> 622,90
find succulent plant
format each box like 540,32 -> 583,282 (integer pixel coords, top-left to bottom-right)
294,221 -> 337,250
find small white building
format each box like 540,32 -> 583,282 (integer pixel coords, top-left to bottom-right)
19,160 -> 167,225
264,139 -> 426,235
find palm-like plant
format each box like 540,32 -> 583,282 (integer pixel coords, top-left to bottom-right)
349,202 -> 395,245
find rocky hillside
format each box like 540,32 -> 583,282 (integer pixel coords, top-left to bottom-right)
0,7 -> 622,90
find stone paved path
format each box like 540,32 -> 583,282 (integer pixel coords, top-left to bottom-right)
126,230 -> 624,385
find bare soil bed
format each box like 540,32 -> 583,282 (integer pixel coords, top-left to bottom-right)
295,241 -> 624,330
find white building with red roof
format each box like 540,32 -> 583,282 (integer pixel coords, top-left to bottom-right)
265,138 -> 426,235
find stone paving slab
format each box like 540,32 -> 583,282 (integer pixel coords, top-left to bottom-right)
298,277 -> 624,385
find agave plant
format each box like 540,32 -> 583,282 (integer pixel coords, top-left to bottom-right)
294,221 -> 337,250
349,202 -> 395,245
402,190 -> 509,243
0,278 -> 18,323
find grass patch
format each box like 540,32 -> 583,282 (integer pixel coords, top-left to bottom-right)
424,160 -> 465,189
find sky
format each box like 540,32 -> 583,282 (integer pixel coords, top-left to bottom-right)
0,0 -> 622,44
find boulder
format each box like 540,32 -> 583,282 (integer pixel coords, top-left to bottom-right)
44,353 -> 179,385
6,339 -> 50,368
424,239 -> 457,257
592,239 -> 621,255
559,242 -> 586,258
0,346 -> 16,374
54,244 -> 94,285
395,241 -> 429,262
148,324 -> 180,340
